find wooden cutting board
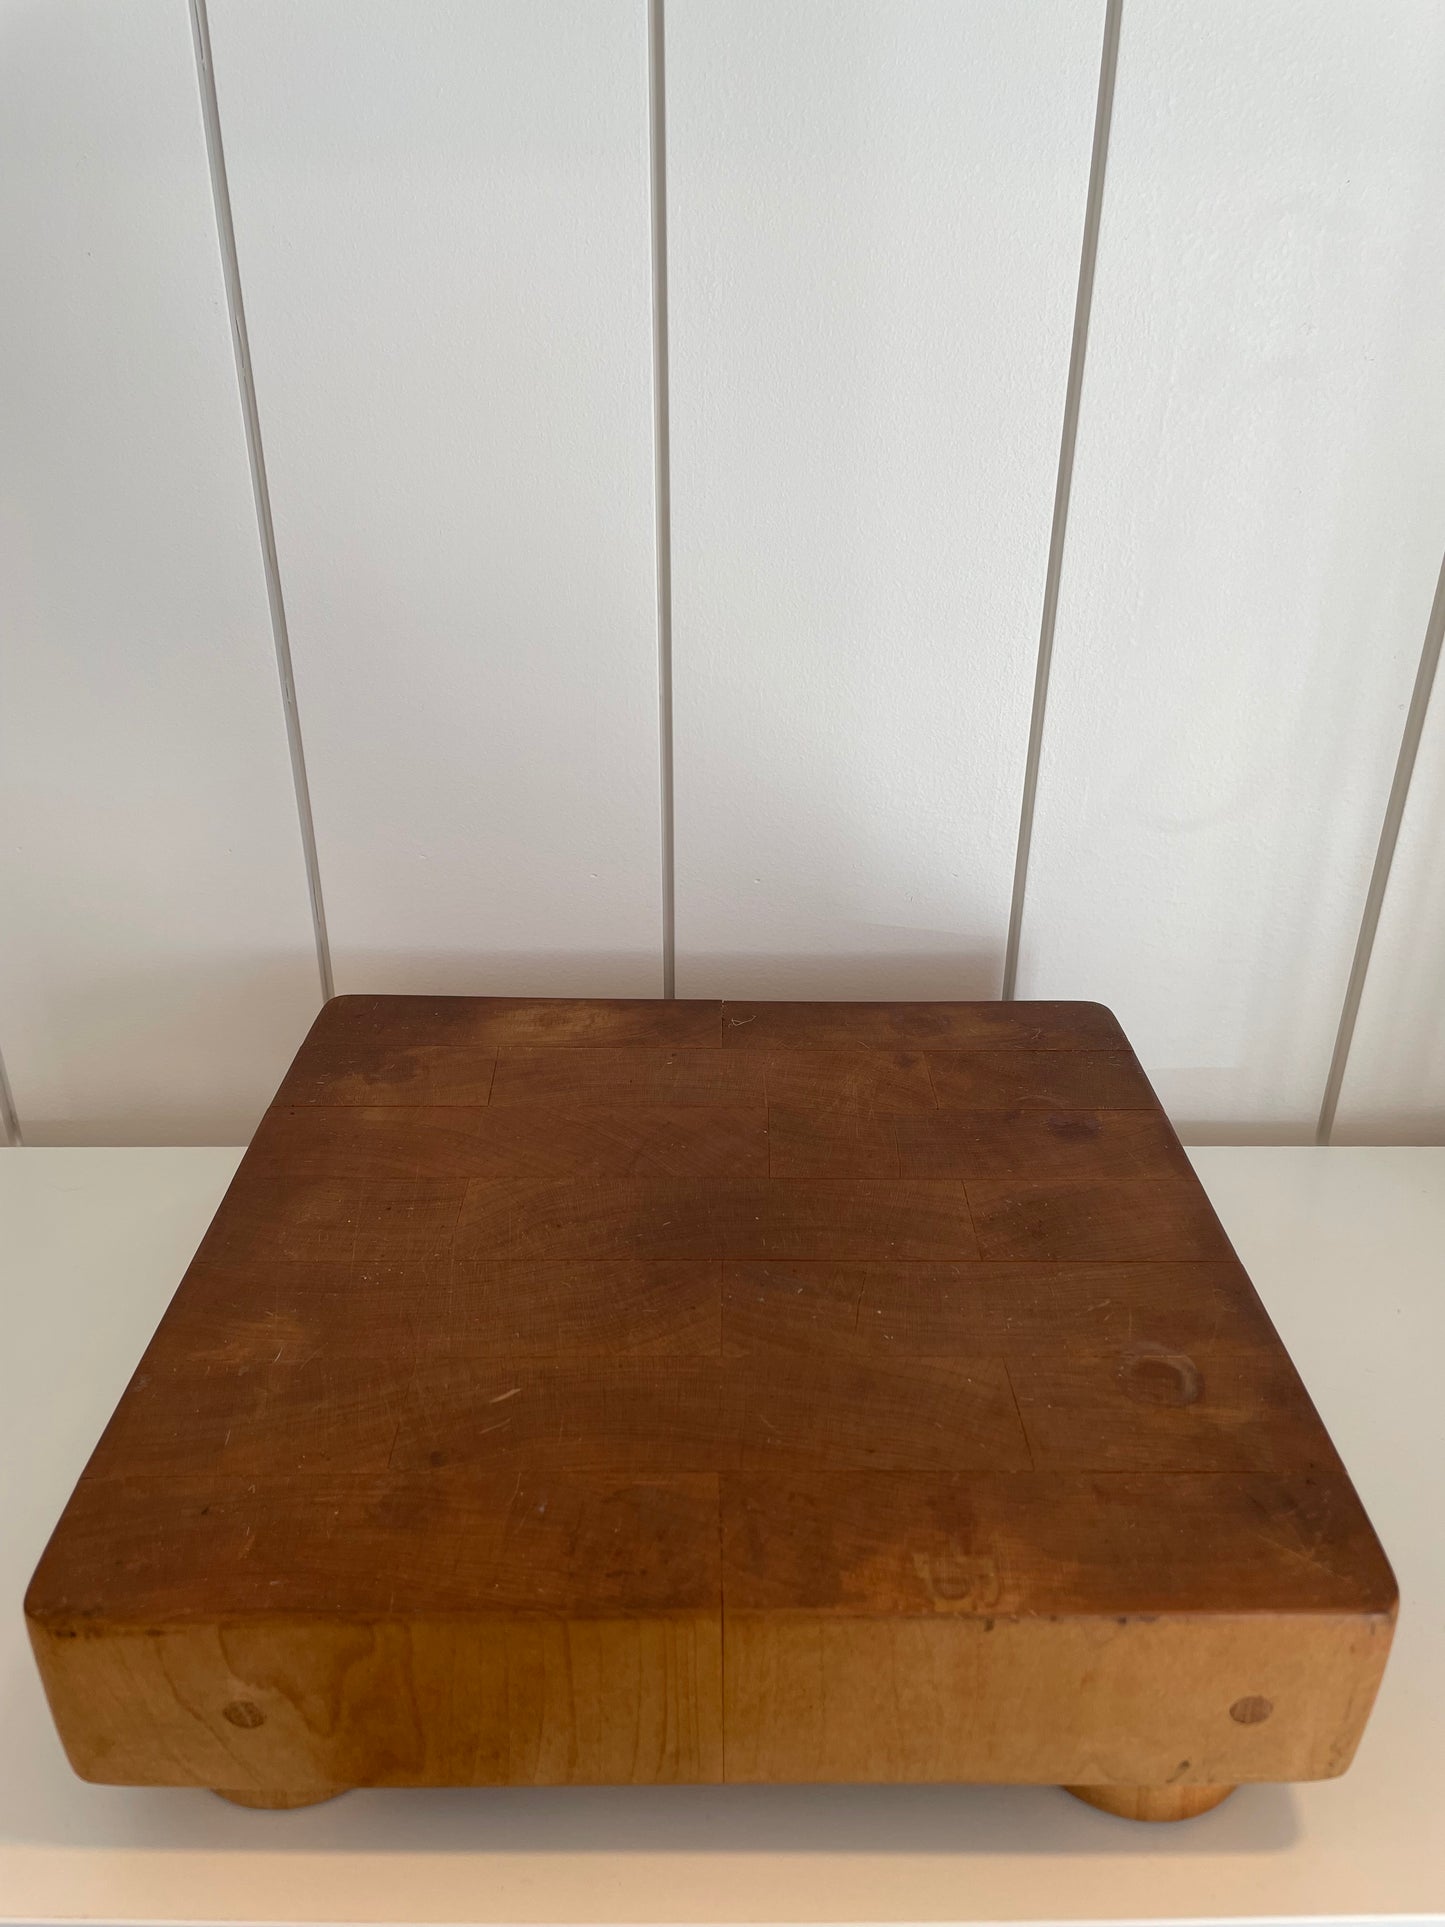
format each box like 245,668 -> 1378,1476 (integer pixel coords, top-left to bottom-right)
25,997 -> 1396,1820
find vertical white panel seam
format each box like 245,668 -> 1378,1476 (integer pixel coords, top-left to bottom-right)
0,1041 -> 21,1145
1001,0 -> 1122,1001
189,0 -> 334,1004
649,0 -> 677,999
1316,548 -> 1445,1143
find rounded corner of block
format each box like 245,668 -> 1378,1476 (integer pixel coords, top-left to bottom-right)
23,1601 -> 86,1660
63,1751 -> 126,1790
23,1560 -> 105,1655
1375,1580 -> 1401,1627
1354,1543 -> 1401,1629
22,1568 -> 62,1632
1307,1738 -> 1364,1785
1076,999 -> 1123,1027
318,991 -> 367,1018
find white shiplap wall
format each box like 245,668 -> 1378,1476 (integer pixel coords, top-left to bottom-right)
2,0 -> 1444,1147
666,0 -> 1102,1000
1334,565 -> 1445,1143
1013,0 -> 1445,1141
206,0 -> 666,1002
0,0 -> 321,1145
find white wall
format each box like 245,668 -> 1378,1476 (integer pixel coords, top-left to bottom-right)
1014,0 -> 1445,1141
0,0 -> 321,1145
666,0 -> 1100,1000
3,0 -> 1444,1147
206,0 -> 667,1002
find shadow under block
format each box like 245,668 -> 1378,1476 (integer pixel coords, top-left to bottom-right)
26,997 -> 1396,1809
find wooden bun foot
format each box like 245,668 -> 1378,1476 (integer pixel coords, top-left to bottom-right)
213,1787 -> 349,1809
1065,1782 -> 1236,1822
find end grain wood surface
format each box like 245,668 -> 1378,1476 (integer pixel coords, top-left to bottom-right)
25,998 -> 1396,1799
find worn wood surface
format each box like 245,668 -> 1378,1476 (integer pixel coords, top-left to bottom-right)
26,997 -> 1396,1799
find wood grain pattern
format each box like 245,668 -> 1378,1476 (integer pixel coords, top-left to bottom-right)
278,997 -> 723,1105
26,997 -> 1395,1800
760,1051 -> 938,1112
721,1470 -> 1393,1616
196,1175 -> 468,1265
81,1356 -> 400,1481
439,1261 -> 723,1361
460,1046 -> 957,1113
32,1614 -> 722,1790
893,1109 -> 1192,1183
247,1103 -> 769,1180
491,1048 -> 763,1108
768,1106 -> 900,1178
721,1000 -> 1127,1050
390,1360 -> 731,1475
456,1178 -> 979,1263
925,1049 -> 1159,1110
720,1260 -> 1280,1358
721,1612 -> 1391,1786
968,1178 -> 1233,1262
734,1355 -> 1028,1473
36,1472 -> 721,1620
1009,1349 -> 1339,1473
162,1258 -> 723,1368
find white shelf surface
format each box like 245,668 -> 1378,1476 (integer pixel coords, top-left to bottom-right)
1,1145 -> 1441,1926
